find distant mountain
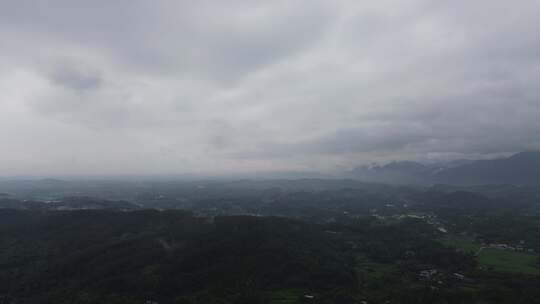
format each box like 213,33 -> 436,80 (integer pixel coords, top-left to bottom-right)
434,151 -> 540,185
350,151 -> 540,186
349,161 -> 434,184
438,159 -> 476,169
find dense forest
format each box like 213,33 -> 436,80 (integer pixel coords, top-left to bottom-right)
1,179 -> 540,303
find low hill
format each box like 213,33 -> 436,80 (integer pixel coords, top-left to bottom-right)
0,210 -> 354,303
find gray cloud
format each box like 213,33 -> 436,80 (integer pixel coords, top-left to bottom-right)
48,63 -> 103,91
0,0 -> 540,175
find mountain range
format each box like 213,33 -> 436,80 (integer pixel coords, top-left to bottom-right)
349,151 -> 540,185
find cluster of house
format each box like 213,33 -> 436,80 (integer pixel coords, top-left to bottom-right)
485,240 -> 535,253
418,269 -> 473,284
419,269 -> 438,279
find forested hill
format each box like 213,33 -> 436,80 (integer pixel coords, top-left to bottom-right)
2,209 -> 540,303
0,210 -> 354,303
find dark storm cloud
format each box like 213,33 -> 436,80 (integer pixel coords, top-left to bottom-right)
0,0 -> 540,175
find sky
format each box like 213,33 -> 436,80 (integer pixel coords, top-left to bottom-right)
1,0 -> 540,176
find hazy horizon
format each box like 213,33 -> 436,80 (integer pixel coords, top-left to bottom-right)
2,1 -> 540,176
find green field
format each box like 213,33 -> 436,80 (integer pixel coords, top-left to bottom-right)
440,236 -> 540,275
477,248 -> 540,275
439,236 -> 481,254
269,289 -> 303,304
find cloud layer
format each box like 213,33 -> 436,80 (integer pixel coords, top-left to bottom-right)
1,0 -> 540,175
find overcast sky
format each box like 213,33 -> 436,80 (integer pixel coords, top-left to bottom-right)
1,0 -> 540,176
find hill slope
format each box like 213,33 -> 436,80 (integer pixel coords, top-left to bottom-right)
434,151 -> 540,185
351,152 -> 540,185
